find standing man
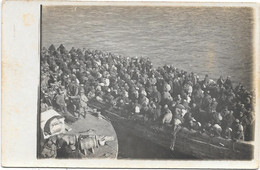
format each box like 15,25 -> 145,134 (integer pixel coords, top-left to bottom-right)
78,90 -> 90,118
56,87 -> 78,122
56,87 -> 68,114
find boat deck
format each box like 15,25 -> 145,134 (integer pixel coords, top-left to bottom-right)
66,113 -> 118,159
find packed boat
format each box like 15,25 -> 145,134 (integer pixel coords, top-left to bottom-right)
40,44 -> 255,159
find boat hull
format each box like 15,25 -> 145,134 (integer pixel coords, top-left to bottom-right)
88,101 -> 253,160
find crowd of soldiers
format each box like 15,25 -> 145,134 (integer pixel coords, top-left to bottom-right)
40,44 -> 254,141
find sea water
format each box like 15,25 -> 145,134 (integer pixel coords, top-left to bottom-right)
42,6 -> 253,89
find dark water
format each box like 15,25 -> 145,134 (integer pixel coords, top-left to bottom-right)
42,6 -> 254,159
113,124 -> 196,159
42,6 -> 253,88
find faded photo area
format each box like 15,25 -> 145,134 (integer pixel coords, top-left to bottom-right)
39,6 -> 255,160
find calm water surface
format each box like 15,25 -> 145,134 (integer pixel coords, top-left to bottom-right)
42,6 -> 253,89
42,6 -> 253,159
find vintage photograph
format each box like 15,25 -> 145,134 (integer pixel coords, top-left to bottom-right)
38,5 -> 255,160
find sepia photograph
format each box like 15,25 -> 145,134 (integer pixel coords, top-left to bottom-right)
39,5 -> 255,160
1,0 -> 260,168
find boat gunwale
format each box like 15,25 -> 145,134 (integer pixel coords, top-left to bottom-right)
88,100 -> 254,160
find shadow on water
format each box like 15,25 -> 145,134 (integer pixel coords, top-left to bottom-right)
112,123 -> 197,159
